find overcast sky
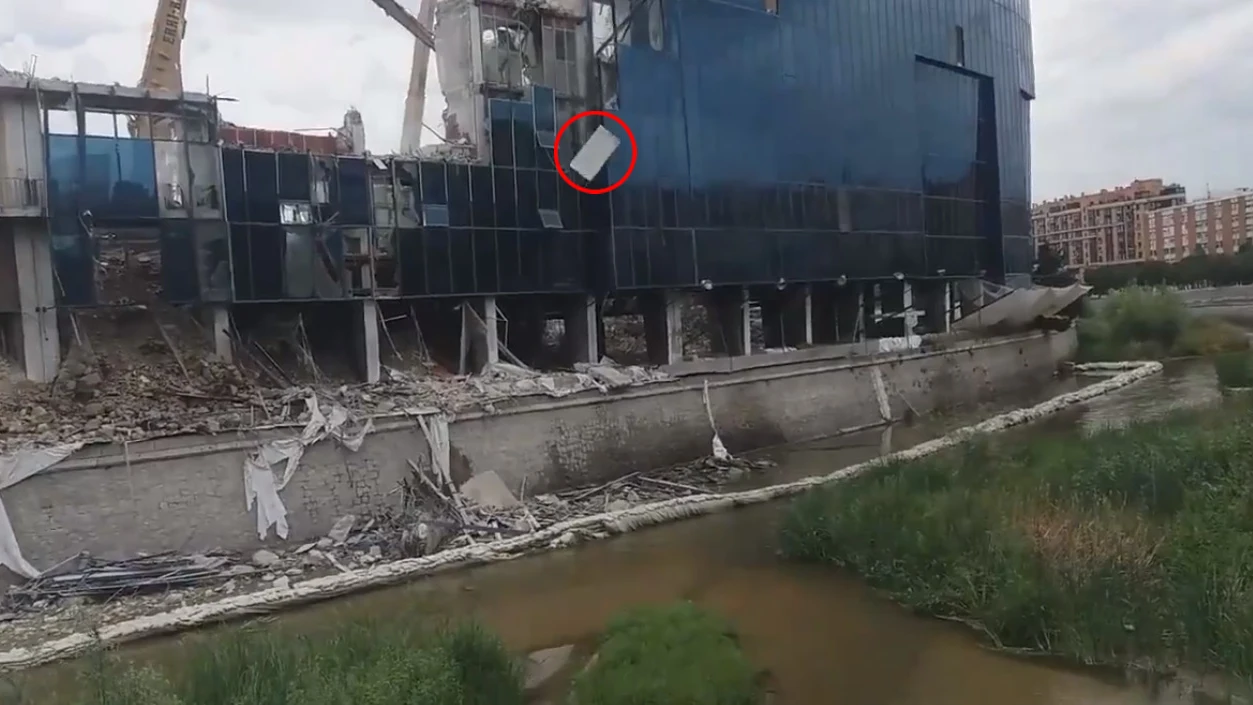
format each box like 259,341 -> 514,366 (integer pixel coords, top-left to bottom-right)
3,0 -> 1252,203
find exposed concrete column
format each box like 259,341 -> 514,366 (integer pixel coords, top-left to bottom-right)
902,281 -> 916,335
352,299 -> 381,383
706,287 -> 750,356
203,304 -> 232,362
762,285 -> 812,349
641,290 -> 683,365
12,223 -> 59,382
465,296 -> 501,373
563,294 -> 599,364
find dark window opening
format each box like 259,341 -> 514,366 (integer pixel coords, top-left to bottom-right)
954,25 -> 966,67
764,0 -> 778,14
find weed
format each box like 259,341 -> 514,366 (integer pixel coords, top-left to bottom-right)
780,403 -> 1253,681
568,602 -> 762,705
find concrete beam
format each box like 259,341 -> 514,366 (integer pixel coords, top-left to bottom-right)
641,290 -> 684,365
563,294 -> 599,364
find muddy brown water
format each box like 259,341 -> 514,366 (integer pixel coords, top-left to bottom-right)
11,360 -> 1228,705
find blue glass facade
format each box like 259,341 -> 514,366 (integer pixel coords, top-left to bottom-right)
598,0 -> 1034,289
38,0 -> 1032,309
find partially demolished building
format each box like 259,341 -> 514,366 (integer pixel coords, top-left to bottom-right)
0,0 -> 1035,383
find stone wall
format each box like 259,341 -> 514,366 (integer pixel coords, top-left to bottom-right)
2,329 -> 1076,578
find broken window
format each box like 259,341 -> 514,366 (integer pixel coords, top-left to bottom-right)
481,6 -> 539,88
541,20 -> 582,95
953,25 -> 966,67
592,0 -> 616,61
280,201 -> 313,225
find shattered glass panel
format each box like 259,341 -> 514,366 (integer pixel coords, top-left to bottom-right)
280,201 -> 313,225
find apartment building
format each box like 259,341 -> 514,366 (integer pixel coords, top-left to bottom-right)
1031,179 -> 1187,267
1143,189 -> 1253,262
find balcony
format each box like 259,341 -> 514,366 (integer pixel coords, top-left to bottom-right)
0,177 -> 45,217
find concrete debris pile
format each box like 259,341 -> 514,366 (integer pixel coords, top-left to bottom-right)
3,552 -> 233,609
0,351 -> 669,453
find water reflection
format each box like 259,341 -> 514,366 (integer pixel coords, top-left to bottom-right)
18,360 -> 1225,705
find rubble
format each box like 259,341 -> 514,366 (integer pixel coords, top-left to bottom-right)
0,362 -> 1165,670
0,338 -> 670,454
0,452 -> 774,650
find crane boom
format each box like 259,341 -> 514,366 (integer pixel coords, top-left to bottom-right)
367,0 -> 437,50
133,0 -> 189,139
399,0 -> 436,153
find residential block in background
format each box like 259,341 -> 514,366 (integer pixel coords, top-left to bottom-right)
1143,189 -> 1253,262
1031,179 -> 1186,267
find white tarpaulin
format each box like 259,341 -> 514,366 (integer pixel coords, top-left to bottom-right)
0,442 -> 83,579
243,396 -> 373,540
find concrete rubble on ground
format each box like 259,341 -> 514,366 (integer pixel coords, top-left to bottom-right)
0,452 -> 772,649
0,353 -> 670,455
0,361 -> 1164,671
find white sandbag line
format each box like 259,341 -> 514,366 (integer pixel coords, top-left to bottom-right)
0,360 -> 1162,673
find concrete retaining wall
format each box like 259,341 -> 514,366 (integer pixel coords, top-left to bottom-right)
3,329 -> 1076,575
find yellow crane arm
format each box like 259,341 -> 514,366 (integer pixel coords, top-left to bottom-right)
133,0 -> 188,138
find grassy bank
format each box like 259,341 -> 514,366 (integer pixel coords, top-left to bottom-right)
1214,351 -> 1253,389
12,604 -> 763,705
569,602 -> 763,705
1077,286 -> 1248,361
12,620 -> 524,705
779,402 -> 1253,680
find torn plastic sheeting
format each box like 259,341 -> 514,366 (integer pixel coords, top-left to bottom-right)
0,443 -> 83,579
244,397 -> 374,541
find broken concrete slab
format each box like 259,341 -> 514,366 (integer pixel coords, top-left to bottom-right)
459,470 -> 519,509
525,644 -> 575,691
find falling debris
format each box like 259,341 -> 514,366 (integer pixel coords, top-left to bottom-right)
568,125 -> 620,181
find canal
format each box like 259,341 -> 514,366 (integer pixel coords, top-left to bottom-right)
12,359 -> 1226,704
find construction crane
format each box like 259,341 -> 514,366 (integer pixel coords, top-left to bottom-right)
131,0 -> 188,139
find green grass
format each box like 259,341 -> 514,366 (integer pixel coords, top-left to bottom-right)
33,619 -> 524,705
568,602 -> 763,705
1078,286 -> 1248,361
779,403 -> 1253,681
1214,351 -> 1253,389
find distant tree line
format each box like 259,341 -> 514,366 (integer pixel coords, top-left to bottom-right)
1038,243 -> 1253,295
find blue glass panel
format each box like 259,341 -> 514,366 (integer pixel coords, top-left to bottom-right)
602,0 -> 1035,286
530,85 -> 557,133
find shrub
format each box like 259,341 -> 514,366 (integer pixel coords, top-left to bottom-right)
1078,286 -> 1247,361
568,602 -> 762,705
1214,351 -> 1253,389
